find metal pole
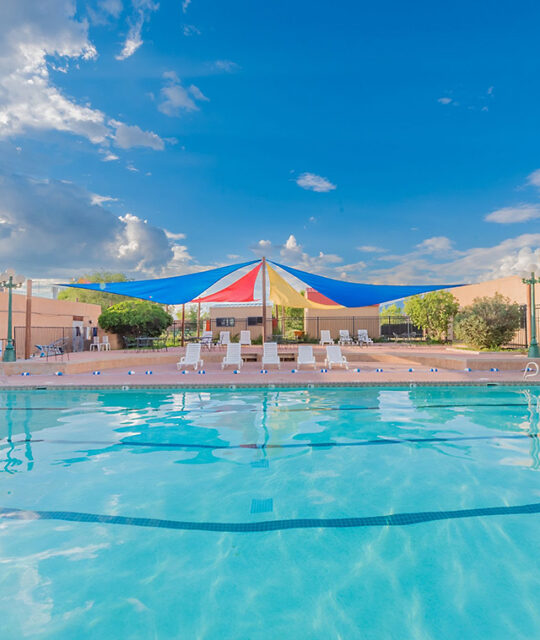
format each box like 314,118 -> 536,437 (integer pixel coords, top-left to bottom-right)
24,279 -> 32,360
197,302 -> 201,339
261,257 -> 267,343
181,304 -> 185,348
524,273 -> 539,358
3,276 -> 15,362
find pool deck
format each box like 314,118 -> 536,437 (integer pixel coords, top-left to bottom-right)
0,344 -> 538,388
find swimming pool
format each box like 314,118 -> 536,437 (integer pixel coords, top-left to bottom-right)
1,385 -> 539,639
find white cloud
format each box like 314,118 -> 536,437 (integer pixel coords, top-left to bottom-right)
252,235 -> 343,276
437,97 -> 452,105
526,169 -> 540,188
214,60 -> 240,73
116,0 -> 158,60
101,152 -> 119,162
182,0 -> 192,13
183,24 -> 200,36
484,204 -> 540,223
91,193 -> 118,205
158,72 -> 208,116
357,245 -> 386,253
416,236 -> 453,253
100,0 -> 123,18
112,122 -> 164,150
296,172 -> 336,193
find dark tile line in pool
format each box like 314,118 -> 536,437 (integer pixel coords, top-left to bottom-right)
2,503 -> 539,533
4,432 -> 538,451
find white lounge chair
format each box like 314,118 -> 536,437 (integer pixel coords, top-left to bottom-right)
357,329 -> 373,346
325,345 -> 349,369
199,330 -> 213,348
240,330 -> 251,345
218,331 -> 230,347
177,343 -> 204,371
221,343 -> 243,369
297,345 -> 316,369
319,330 -> 333,345
262,342 -> 280,369
338,329 -> 353,345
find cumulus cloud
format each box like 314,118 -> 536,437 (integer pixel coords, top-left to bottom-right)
251,234 -> 343,275
116,0 -> 158,60
0,173 -> 181,276
112,121 -> 164,150
296,172 -> 336,193
0,1 -> 164,152
526,169 -> 540,188
484,204 -> 540,223
158,72 -> 209,116
416,236 -> 453,253
437,97 -> 452,105
357,245 -> 386,253
214,60 -> 240,73
182,24 -> 200,36
182,0 -> 192,13
496,246 -> 540,277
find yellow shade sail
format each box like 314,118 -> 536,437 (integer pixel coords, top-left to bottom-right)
267,264 -> 343,309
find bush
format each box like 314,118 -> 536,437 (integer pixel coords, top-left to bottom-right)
454,294 -> 521,349
98,300 -> 173,337
404,291 -> 459,341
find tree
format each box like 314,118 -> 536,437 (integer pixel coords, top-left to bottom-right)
98,300 -> 174,337
454,294 -> 521,349
58,272 -> 131,311
380,303 -> 403,317
404,291 -> 459,341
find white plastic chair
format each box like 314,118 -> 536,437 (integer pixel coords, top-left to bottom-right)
325,345 -> 349,369
89,336 -> 100,351
100,335 -> 111,351
357,329 -> 373,346
240,330 -> 251,345
319,330 -> 333,345
221,343 -> 243,369
218,331 -> 230,347
262,342 -> 280,369
297,345 -> 316,369
200,330 -> 213,349
338,329 -> 353,345
178,343 -> 204,371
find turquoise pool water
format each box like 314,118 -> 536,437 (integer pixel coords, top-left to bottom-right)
1,385 -> 539,639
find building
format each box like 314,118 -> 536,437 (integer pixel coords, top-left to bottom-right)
303,288 -> 380,340
208,302 -> 273,340
0,289 -> 101,358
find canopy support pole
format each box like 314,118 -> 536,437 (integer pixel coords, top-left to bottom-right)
181,304 -> 185,347
262,257 -> 267,343
197,302 -> 201,339
24,279 -> 32,360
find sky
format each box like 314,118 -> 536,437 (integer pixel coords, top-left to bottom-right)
1,0 -> 540,286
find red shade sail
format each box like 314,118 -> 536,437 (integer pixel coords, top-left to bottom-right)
193,262 -> 262,303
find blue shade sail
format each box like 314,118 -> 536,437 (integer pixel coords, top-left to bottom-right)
60,261 -> 258,305
270,261 -> 462,307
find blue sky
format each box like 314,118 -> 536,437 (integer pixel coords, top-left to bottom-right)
1,0 -> 539,284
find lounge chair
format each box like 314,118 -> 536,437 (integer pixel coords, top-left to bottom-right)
297,345 -> 316,369
221,343 -> 243,369
338,329 -> 354,345
319,330 -> 333,346
218,331 -> 230,347
262,342 -> 280,369
357,329 -> 373,346
325,345 -> 349,369
35,339 -> 66,357
177,343 -> 204,371
240,330 -> 251,345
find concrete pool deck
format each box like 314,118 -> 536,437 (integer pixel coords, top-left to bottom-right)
0,344 -> 537,387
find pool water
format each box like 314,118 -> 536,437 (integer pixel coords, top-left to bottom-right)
1,385 -> 540,639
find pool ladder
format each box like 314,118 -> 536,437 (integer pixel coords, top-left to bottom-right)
524,362 -> 539,379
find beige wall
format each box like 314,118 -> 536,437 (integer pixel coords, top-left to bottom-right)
209,305 -> 273,339
448,276 -> 526,307
305,304 -> 380,340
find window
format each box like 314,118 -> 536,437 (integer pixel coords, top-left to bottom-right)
247,316 -> 263,326
216,317 -> 235,327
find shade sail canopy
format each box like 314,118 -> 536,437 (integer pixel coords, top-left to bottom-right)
193,263 -> 261,303
267,264 -> 343,309
270,261 -> 462,307
60,260 -> 257,305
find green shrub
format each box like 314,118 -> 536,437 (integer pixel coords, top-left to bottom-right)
454,294 -> 521,349
404,291 -> 459,341
98,300 -> 173,337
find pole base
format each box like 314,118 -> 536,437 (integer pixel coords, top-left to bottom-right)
528,343 -> 540,359
2,345 -> 16,362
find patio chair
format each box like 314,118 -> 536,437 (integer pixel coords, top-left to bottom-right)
221,343 -> 243,369
262,342 -> 280,369
338,329 -> 354,345
297,345 -> 316,369
357,329 -> 373,346
89,336 -> 100,351
240,330 -> 251,345
319,330 -> 333,345
177,343 -> 204,371
99,335 -> 111,351
218,331 -> 230,347
35,339 -> 65,357
325,345 -> 349,370
199,330 -> 213,348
